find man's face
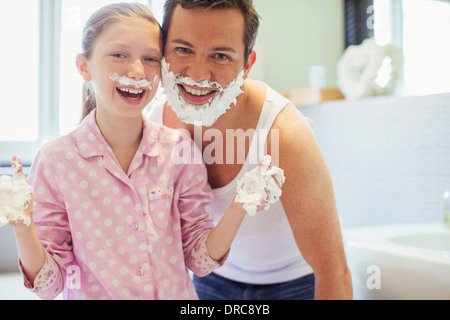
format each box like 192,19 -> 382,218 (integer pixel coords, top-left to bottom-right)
162,5 -> 253,126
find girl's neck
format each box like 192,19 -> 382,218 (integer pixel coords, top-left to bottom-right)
95,108 -> 143,173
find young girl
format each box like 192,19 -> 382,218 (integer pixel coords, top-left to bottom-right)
8,3 -> 251,300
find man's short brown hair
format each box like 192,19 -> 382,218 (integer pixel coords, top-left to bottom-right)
162,0 -> 260,62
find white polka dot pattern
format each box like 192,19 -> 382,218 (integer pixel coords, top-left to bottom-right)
24,111 -> 219,300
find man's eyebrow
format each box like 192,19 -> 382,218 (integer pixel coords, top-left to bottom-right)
172,38 -> 194,48
213,46 -> 236,54
171,38 -> 236,53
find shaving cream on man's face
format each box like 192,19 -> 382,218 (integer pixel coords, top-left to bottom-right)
161,58 -> 245,127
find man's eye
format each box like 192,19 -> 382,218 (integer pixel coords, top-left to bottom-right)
176,47 -> 192,54
214,53 -> 230,61
112,53 -> 126,58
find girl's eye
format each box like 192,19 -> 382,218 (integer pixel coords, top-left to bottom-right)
112,53 -> 126,58
145,57 -> 160,63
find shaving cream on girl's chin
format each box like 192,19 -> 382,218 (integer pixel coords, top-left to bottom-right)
161,58 -> 244,127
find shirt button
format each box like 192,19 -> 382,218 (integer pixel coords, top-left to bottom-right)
132,224 -> 139,231
137,268 -> 144,276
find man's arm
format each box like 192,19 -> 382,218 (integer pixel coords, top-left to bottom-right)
270,105 -> 353,300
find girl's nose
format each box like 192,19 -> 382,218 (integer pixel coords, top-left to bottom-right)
128,59 -> 146,81
186,57 -> 211,83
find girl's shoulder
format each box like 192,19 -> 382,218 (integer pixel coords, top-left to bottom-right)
39,133 -> 77,158
30,132 -> 78,181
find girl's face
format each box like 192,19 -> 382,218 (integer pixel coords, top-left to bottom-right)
78,19 -> 162,118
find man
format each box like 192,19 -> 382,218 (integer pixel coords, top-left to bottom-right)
149,0 -> 352,299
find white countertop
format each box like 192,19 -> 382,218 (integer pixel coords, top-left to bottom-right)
0,272 -> 40,300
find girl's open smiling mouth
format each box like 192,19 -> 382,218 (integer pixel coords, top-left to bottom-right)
116,86 -> 147,105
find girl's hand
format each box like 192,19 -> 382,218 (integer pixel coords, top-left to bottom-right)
7,156 -> 34,229
235,155 -> 285,216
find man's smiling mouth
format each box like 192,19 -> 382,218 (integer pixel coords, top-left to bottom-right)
181,84 -> 214,97
177,84 -> 218,106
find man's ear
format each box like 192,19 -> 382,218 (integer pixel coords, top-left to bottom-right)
76,54 -> 92,82
243,51 -> 257,80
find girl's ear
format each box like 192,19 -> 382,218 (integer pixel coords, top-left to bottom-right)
76,54 -> 92,82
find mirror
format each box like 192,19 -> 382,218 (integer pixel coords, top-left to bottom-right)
251,0 -> 450,101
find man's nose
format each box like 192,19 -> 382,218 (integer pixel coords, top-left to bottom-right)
186,56 -> 211,82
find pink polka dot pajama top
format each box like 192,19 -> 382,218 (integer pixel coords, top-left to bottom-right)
23,110 -> 225,300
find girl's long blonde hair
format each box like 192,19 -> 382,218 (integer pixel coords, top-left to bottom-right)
79,3 -> 161,123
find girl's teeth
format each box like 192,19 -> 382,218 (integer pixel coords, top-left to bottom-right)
118,87 -> 144,94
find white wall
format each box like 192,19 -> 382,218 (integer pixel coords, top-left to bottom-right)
301,93 -> 450,228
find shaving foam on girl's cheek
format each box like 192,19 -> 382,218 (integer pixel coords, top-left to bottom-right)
161,58 -> 245,127
110,73 -> 160,90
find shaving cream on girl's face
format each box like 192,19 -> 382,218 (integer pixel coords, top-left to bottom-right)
110,73 -> 160,90
161,58 -> 245,127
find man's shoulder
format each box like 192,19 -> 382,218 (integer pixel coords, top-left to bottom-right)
248,80 -> 292,106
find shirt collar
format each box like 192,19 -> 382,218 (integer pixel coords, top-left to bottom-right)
73,109 -> 160,160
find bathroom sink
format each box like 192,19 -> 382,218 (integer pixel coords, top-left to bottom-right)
390,233 -> 450,251
343,223 -> 450,300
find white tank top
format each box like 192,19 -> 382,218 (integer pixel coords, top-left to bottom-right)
148,83 -> 314,284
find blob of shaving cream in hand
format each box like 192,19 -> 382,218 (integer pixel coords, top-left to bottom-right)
0,164 -> 33,227
235,155 -> 286,216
